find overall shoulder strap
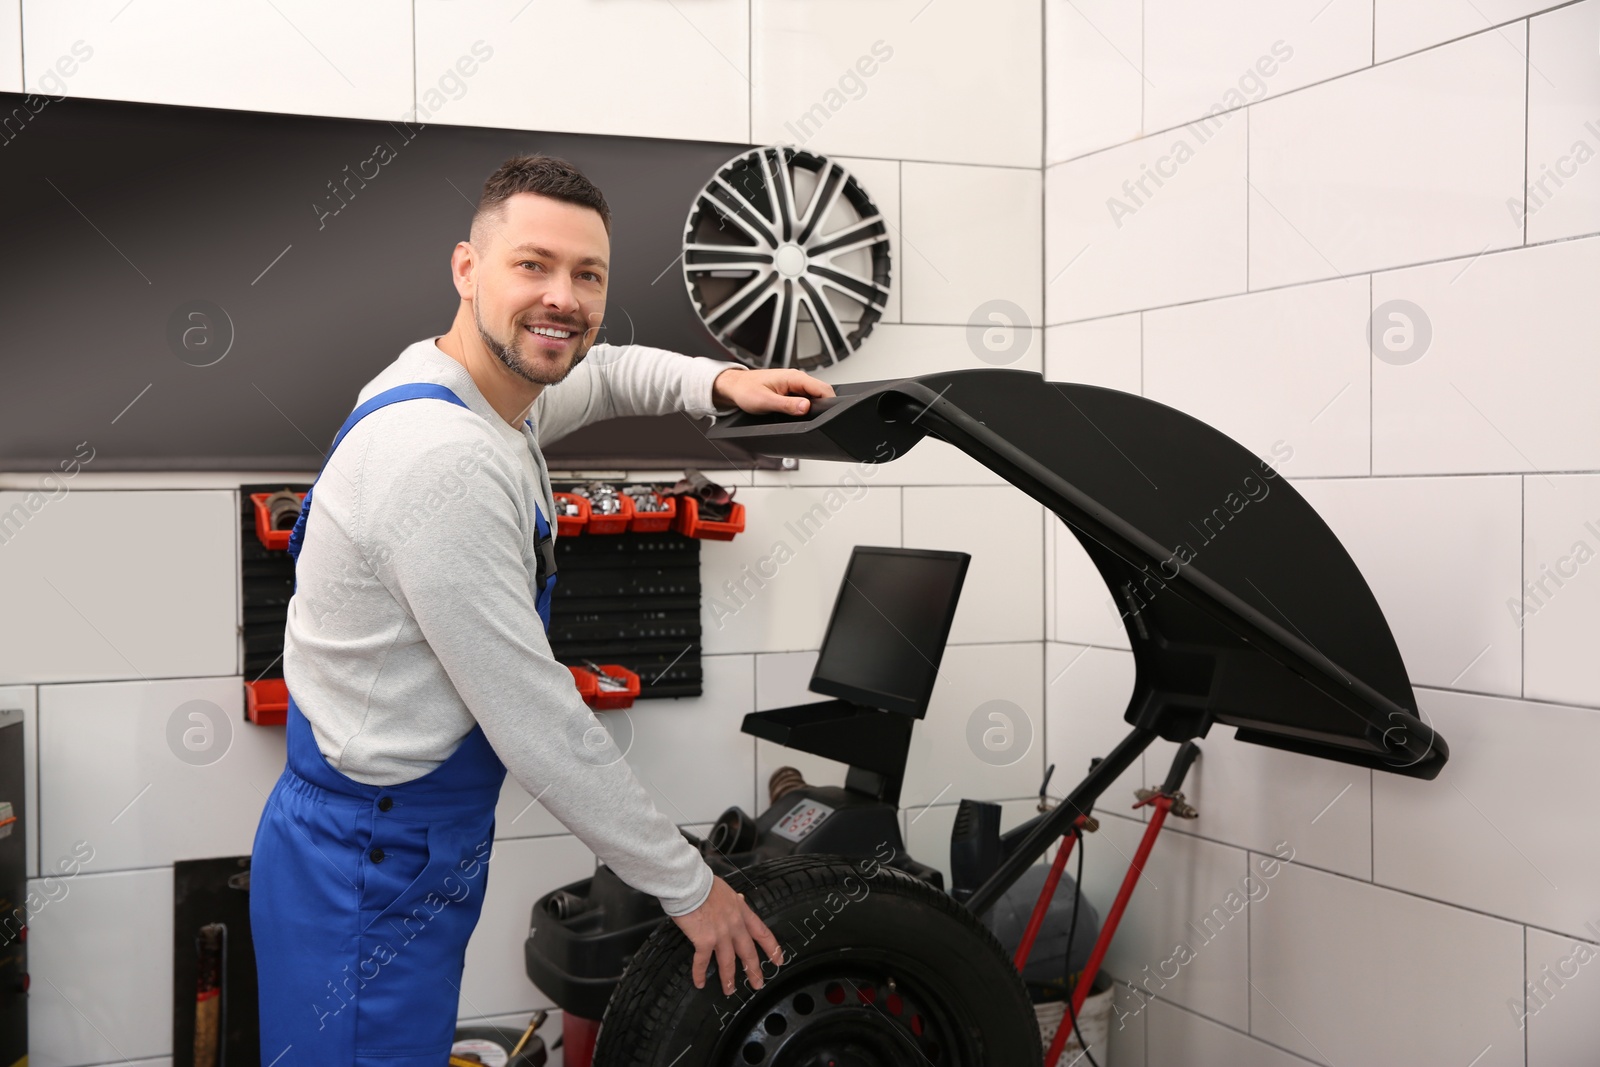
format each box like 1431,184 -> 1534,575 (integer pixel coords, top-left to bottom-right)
288,382 -> 468,562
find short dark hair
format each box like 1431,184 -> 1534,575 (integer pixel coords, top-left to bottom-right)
472,154 -> 611,244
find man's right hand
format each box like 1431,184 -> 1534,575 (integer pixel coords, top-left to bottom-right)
670,874 -> 785,995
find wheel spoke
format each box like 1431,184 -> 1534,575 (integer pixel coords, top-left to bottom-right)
808,264 -> 890,309
705,270 -> 779,332
797,277 -> 850,366
763,282 -> 799,369
707,178 -> 779,247
806,214 -> 888,257
796,162 -> 847,245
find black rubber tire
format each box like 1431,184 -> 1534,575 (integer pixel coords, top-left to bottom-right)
592,855 -> 1042,1067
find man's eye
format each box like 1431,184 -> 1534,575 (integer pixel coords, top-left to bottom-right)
580,272 -> 602,283
519,261 -> 544,272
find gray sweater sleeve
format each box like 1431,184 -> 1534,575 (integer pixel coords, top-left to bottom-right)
357,429 -> 715,916
533,342 -> 746,445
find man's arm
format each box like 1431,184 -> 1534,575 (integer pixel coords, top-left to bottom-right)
358,429 -> 715,914
532,342 -> 833,444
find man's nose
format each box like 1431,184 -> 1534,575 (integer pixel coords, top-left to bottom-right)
542,274 -> 578,314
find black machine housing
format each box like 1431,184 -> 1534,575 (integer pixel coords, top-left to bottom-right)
524,368 -> 1447,1017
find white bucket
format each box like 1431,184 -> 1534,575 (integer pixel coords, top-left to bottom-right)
1035,983 -> 1113,1059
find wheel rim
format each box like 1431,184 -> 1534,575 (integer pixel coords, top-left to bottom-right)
714,959 -> 975,1067
683,146 -> 892,372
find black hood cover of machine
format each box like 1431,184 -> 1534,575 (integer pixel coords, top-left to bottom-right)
708,369 -> 1445,779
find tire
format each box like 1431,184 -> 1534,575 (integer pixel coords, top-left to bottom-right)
593,855 -> 1042,1067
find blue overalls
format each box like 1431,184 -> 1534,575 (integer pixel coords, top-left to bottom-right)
250,383 -> 555,1066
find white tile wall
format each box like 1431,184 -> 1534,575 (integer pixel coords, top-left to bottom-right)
1043,313 -> 1143,394
27,867 -> 173,1066
1051,520 -> 1133,650
38,677 -> 285,872
1523,474 -> 1600,708
0,490 -> 237,684
754,650 -> 852,792
0,0 -> 20,92
1044,643 -> 1144,812
901,796 -> 1043,888
899,162 -> 1042,327
1046,116 -> 1248,322
1525,1 -> 1600,244
1526,925 -> 1600,1067
1078,813 -> 1252,1031
1145,999 -> 1313,1067
1166,733 -> 1373,881
414,0 -> 749,142
1045,0 -> 1142,163
1374,687 -> 1600,940
1250,859 -> 1525,1065
1144,277 -> 1372,478
903,485 -> 1044,645
1143,0 -> 1372,133
700,482 -> 902,655
21,0 -> 412,120
623,654 -> 757,826
1248,30 -> 1526,289
459,834 -> 595,1019
1293,476 -> 1523,695
900,641 -> 1044,809
1376,0 -> 1570,62
751,0 -> 1041,168
1372,237 -> 1600,475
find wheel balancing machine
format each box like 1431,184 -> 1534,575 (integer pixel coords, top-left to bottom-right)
524,368 -> 1447,1067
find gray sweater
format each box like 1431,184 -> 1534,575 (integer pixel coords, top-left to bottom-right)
284,336 -> 741,916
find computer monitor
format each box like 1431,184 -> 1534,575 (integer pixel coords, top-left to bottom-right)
809,547 -> 971,718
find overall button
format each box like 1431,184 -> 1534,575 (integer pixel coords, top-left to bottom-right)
369,847 -> 386,863
377,796 -> 393,812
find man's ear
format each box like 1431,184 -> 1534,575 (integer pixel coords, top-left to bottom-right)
451,241 -> 477,299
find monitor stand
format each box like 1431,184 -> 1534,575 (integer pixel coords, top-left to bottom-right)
740,699 -> 914,807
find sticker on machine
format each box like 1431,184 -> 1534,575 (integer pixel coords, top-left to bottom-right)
772,798 -> 835,842
449,1038 -> 509,1066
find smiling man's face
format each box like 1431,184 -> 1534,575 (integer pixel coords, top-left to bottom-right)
469,191 -> 610,386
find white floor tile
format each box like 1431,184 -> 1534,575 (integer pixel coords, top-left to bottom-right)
1249,31 -> 1525,288
1293,476 -> 1523,696
1374,687 -> 1600,941
1144,278 -> 1371,478
1250,860 -> 1524,1066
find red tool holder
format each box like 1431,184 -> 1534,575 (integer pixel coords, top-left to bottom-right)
673,496 -> 745,540
624,492 -> 676,533
249,492 -> 304,552
584,494 -> 634,535
244,678 -> 289,726
552,493 -> 590,537
588,664 -> 641,710
567,666 -> 599,703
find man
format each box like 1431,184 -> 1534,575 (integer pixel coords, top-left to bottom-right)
250,154 -> 823,1065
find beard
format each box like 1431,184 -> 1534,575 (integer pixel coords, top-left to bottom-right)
473,292 -> 592,387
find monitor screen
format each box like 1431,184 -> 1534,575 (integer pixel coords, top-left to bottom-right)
809,547 -> 971,718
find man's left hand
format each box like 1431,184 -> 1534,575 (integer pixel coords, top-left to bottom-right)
712,367 -> 835,417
